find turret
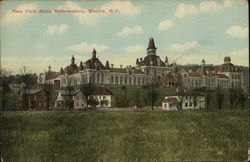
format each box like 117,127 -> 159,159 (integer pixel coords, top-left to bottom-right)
201,59 -> 205,67
165,56 -> 169,66
48,65 -> 51,72
92,48 -> 97,59
105,60 -> 110,69
224,56 -> 231,64
60,67 -> 64,74
79,61 -> 84,71
147,38 -> 157,56
136,58 -> 139,66
71,55 -> 75,64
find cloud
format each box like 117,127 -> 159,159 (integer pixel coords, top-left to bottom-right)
1,3 -> 37,25
125,45 -> 145,54
34,43 -> 46,49
56,1 -> 101,25
67,42 -> 109,53
101,1 -> 142,16
172,41 -> 204,54
117,26 -> 143,37
158,19 -> 174,31
46,24 -> 69,35
226,26 -> 248,39
228,48 -> 248,65
174,1 -> 228,18
56,1 -> 141,25
174,3 -> 199,18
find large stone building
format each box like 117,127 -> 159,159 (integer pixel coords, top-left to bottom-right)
38,38 -> 244,90
38,38 -> 174,87
183,57 -> 244,89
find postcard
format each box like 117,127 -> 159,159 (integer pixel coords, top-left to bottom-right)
0,0 -> 249,161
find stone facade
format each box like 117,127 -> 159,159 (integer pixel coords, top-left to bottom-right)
38,38 -> 174,87
183,58 -> 244,89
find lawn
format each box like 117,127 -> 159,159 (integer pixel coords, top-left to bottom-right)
0,110 -> 248,162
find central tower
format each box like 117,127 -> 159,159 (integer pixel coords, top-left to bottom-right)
147,37 -> 157,56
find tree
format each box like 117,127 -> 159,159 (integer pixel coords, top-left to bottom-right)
216,89 -> 224,109
145,83 -> 159,110
88,96 -> 99,108
229,89 -> 236,109
0,68 -> 14,109
238,90 -> 247,109
205,90 -> 211,111
80,83 -> 95,108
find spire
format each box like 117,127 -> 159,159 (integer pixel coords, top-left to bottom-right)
147,38 -> 157,50
92,48 -> 97,59
79,61 -> 83,70
201,59 -> 205,67
165,56 -> 169,66
60,67 -> 64,74
71,55 -> 75,64
136,58 -> 139,65
105,60 -> 110,69
146,38 -> 157,56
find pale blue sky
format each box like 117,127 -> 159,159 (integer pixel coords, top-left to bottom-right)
1,0 -> 248,74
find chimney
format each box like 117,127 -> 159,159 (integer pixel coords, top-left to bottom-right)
111,64 -> 114,68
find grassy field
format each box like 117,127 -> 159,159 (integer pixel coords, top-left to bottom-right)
0,110 -> 248,162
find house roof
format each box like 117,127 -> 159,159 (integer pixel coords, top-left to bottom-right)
188,73 -> 202,77
110,68 -> 144,74
91,87 -> 113,95
216,74 -> 228,79
20,89 -> 46,95
138,55 -> 165,67
163,97 -> 180,103
85,58 -> 105,70
220,63 -> 242,72
167,92 -> 201,96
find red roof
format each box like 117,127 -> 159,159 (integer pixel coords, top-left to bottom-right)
168,92 -> 198,96
91,87 -> 113,95
163,97 -> 180,103
138,55 -> 165,67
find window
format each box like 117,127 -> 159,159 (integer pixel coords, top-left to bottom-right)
103,96 -> 106,99
185,103 -> 188,107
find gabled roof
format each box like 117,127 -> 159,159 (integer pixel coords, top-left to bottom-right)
167,92 -> 201,96
20,89 -> 47,95
91,87 -> 113,95
138,55 -> 165,67
188,73 -> 202,77
85,58 -> 105,70
163,97 -> 180,103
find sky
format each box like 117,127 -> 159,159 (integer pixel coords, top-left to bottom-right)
0,0 -> 249,74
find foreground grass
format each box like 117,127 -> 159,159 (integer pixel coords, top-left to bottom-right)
0,110 -> 248,162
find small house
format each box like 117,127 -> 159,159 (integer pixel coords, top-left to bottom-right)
90,87 -> 113,107
20,89 -> 49,110
162,92 -> 205,110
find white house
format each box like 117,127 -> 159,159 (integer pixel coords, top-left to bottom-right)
162,92 -> 205,110
90,87 -> 113,108
73,90 -> 87,109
